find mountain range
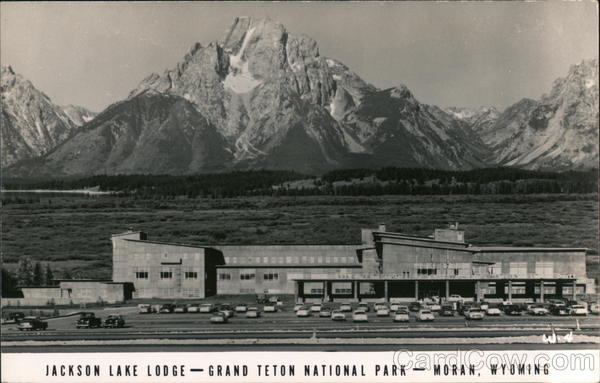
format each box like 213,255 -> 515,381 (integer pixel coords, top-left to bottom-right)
2,17 -> 598,176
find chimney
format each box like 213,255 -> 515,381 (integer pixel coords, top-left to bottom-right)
378,223 -> 386,232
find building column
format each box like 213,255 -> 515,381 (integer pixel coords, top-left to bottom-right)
384,281 -> 389,302
445,280 -> 450,300
540,281 -> 544,303
294,281 -> 299,303
572,280 -> 577,300
508,280 -> 513,302
414,280 -> 419,300
323,282 -> 328,302
354,281 -> 359,301
475,281 -> 480,302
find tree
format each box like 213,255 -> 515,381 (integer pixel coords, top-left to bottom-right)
44,264 -> 55,286
33,262 -> 44,286
16,256 -> 34,286
1,268 -> 19,297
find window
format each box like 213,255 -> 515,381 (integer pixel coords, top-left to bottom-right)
333,256 -> 339,263
218,273 -> 231,280
263,256 -> 268,264
489,263 -> 502,275
510,262 -> 528,277
224,257 -> 230,264
417,267 -> 437,275
232,257 -> 237,264
317,256 -> 323,264
505,282 -> 526,295
135,271 -> 149,279
240,273 -> 255,280
263,273 -> 279,281
535,262 -> 554,277
333,282 -> 352,294
185,271 -> 198,279
485,282 -> 496,295
160,271 -> 172,279
309,256 -> 315,263
286,256 -> 292,264
325,257 -> 331,264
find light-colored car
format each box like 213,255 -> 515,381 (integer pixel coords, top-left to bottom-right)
589,303 -> 599,315
357,302 -> 370,312
293,304 -> 304,312
210,312 -> 228,323
527,304 -> 549,316
416,309 -> 434,322
263,303 -> 277,313
246,307 -> 260,318
485,307 -> 502,316
219,304 -> 234,318
464,308 -> 485,320
199,303 -> 215,313
340,303 -> 353,312
389,303 -> 401,311
393,310 -> 410,322
570,305 -> 587,316
138,304 -> 153,314
448,295 -> 463,303
331,310 -> 346,321
425,302 -> 441,312
479,302 -> 489,311
319,307 -> 332,317
374,302 -> 387,311
18,316 -> 48,331
187,304 -> 201,313
376,306 -> 390,317
235,304 -> 248,313
173,305 -> 188,313
352,310 -> 368,322
296,306 -> 310,317
310,303 -> 323,313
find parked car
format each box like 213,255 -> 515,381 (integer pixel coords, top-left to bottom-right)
296,306 -> 310,317
373,302 -> 387,311
485,306 -> 502,316
357,302 -> 370,312
340,303 -> 353,312
187,304 -> 201,313
310,303 -> 322,313
18,316 -> 48,331
76,312 -> 102,328
159,304 -> 175,314
464,308 -> 485,320
527,304 -> 549,316
235,303 -> 248,313
173,304 -> 188,313
550,304 -> 570,316
569,305 -> 587,316
6,312 -> 26,323
331,310 -> 346,321
376,305 -> 390,317
416,309 -> 434,322
103,315 -> 125,328
219,304 -> 235,318
448,294 -> 463,303
408,302 -> 421,312
479,301 -> 489,311
199,303 -> 215,313
210,312 -> 228,323
503,305 -> 523,316
393,309 -> 410,323
263,303 -> 277,313
589,303 -> 599,315
293,303 -> 304,312
389,303 -> 401,312
137,304 -> 153,314
319,307 -> 332,317
246,307 -> 260,318
424,302 -> 441,312
440,304 -> 454,316
352,310 -> 368,322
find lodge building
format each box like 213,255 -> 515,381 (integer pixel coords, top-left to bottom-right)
6,224 -> 594,306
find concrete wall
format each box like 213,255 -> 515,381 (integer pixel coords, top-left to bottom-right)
3,281 -> 127,307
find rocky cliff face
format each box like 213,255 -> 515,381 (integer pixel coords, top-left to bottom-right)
482,59 -> 598,170
1,66 -> 94,167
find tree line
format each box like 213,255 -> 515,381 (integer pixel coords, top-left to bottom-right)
1,257 -> 56,298
1,167 -> 597,198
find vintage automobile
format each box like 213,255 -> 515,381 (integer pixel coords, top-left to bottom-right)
408,302 -> 421,312
485,306 -> 502,316
187,304 -> 202,313
416,309 -> 435,322
527,304 -> 549,316
393,309 -> 410,323
339,303 -> 353,312
310,303 -> 323,313
352,310 -> 368,322
319,307 -> 332,318
479,301 -> 489,311
76,312 -> 102,328
389,303 -> 401,312
219,304 -> 235,318
357,302 -> 370,312
447,294 -> 464,303
173,304 -> 188,313
464,308 -> 485,320
235,303 -> 248,313
439,304 -> 454,316
18,316 -> 48,331
293,303 -> 304,312
210,312 -> 228,324
569,305 -> 588,316
263,303 -> 277,313
503,305 -> 523,316
246,307 -> 261,318
373,302 -> 387,311
103,315 -> 125,328
137,304 -> 153,314
331,310 -> 346,321
376,305 -> 390,317
199,303 -> 215,313
296,306 -> 310,317
159,304 -> 175,314
550,304 -> 570,316
589,303 -> 599,315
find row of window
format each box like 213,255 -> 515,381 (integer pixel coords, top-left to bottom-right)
224,255 -> 355,265
408,262 -> 556,277
134,270 -> 198,279
219,273 -> 280,281
131,253 -> 202,261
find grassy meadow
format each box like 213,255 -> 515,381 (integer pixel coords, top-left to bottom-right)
1,193 -> 598,281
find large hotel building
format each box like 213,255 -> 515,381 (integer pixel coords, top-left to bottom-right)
11,224 -> 594,306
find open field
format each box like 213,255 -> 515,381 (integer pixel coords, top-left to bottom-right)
1,194 -> 598,280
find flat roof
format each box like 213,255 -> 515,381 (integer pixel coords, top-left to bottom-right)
124,239 -> 212,249
216,264 -> 361,269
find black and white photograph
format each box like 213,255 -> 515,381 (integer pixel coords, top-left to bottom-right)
1,1 -> 599,382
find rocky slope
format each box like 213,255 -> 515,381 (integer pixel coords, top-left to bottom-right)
1,66 -> 95,167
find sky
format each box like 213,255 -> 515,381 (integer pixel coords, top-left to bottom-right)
1,1 -> 598,112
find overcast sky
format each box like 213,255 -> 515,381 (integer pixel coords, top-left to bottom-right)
1,1 -> 598,112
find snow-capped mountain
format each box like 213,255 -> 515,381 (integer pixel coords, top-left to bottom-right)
482,59 -> 598,170
1,65 -> 95,167
61,104 -> 96,127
